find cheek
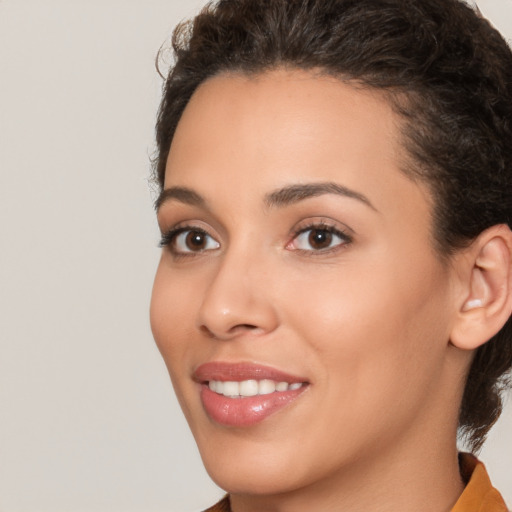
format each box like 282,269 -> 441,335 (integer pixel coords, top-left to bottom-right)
268,262 -> 453,473
150,262 -> 198,375
281,256 -> 452,403
150,262 -> 211,428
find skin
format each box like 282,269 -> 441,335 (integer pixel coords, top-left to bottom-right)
150,70 -> 475,512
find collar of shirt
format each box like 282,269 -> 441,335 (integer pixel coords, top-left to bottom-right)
452,453 -> 508,512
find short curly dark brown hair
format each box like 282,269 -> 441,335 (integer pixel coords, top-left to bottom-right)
153,0 -> 512,452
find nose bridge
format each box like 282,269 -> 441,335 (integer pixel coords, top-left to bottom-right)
197,240 -> 278,339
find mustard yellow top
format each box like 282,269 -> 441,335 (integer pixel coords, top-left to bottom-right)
203,454 -> 508,512
452,454 -> 508,512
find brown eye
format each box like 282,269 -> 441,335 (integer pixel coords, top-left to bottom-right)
288,225 -> 351,253
172,229 -> 220,254
185,231 -> 208,250
308,229 -> 333,250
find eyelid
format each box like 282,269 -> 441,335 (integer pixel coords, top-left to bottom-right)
291,215 -> 354,233
286,219 -> 353,254
159,221 -> 221,256
158,218 -> 216,242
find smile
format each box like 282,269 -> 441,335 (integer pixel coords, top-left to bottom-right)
195,363 -> 309,427
208,379 -> 305,397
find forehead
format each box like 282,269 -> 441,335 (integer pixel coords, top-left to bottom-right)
167,69 -> 401,169
164,68 -> 428,217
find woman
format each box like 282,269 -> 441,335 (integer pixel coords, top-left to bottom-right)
150,0 -> 512,510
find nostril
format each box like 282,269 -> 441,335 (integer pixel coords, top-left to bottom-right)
200,325 -> 216,338
199,323 -> 260,340
228,324 -> 259,335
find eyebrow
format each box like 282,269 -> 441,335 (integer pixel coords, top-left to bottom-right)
155,186 -> 206,211
264,182 -> 377,211
155,181 -> 377,212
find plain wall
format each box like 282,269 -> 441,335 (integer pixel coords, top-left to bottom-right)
0,1 -> 510,511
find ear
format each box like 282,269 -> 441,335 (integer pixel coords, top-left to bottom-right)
450,224 -> 512,351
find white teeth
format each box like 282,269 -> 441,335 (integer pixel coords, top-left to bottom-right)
276,381 -> 289,392
222,381 -> 240,397
258,379 -> 276,395
239,379 -> 259,396
208,379 -> 304,397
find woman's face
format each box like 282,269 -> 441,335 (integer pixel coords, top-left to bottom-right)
151,70 -> 463,495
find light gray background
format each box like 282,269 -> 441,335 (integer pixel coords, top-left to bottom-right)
0,1 -> 511,511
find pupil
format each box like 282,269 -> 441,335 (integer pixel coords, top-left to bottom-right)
309,229 -> 332,249
186,231 -> 206,249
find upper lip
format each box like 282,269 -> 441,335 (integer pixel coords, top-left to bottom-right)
194,362 -> 308,384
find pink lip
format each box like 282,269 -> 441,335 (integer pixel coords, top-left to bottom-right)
194,362 -> 306,383
194,362 -> 309,427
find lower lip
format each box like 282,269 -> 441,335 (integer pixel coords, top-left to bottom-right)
200,384 -> 307,427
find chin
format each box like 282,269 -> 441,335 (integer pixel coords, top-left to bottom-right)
194,424 -> 346,498
191,425 -> 298,494
208,467 -> 287,495
203,454 -> 309,496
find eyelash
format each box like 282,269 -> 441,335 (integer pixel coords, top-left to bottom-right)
159,225 -> 219,256
159,222 -> 352,257
287,223 -> 352,255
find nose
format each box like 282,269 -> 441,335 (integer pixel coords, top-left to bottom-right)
197,251 -> 279,340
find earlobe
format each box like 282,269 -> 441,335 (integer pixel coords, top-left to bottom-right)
450,224 -> 512,351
